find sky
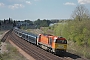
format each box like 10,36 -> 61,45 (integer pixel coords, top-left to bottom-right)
0,0 -> 90,21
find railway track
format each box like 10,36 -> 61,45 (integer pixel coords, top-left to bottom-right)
8,31 -> 65,60
1,29 -> 12,42
1,30 -> 87,60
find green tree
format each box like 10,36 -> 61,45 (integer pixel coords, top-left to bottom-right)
24,20 -> 33,25
13,20 -> 16,27
34,19 -> 51,28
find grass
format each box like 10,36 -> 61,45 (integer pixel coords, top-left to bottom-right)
0,31 -> 26,60
67,41 -> 90,59
0,31 -> 6,35
0,42 -> 27,60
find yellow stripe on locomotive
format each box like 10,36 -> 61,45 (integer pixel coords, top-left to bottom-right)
55,43 -> 67,50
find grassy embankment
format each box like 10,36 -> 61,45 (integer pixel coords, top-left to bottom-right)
0,31 -> 27,60
42,19 -> 90,59
0,43 -> 27,60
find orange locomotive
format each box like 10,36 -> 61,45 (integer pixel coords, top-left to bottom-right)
37,34 -> 67,54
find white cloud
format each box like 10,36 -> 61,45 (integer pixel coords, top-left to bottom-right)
26,1 -> 31,4
9,4 -> 24,9
0,3 -> 5,7
64,2 -> 76,6
78,0 -> 90,4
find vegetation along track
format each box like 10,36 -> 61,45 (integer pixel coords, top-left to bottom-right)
2,30 -> 87,60
1,29 -> 12,42
9,31 -> 65,60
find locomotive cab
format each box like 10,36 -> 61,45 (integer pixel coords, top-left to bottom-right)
53,37 -> 67,54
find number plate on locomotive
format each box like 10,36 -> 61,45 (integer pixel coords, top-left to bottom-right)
57,45 -> 64,49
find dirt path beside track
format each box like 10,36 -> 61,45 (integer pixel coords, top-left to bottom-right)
9,40 -> 35,60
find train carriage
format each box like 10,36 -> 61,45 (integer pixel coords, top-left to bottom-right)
22,32 -> 26,40
28,34 -> 37,44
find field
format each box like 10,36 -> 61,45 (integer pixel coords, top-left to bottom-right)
0,31 -> 27,60
67,41 -> 90,59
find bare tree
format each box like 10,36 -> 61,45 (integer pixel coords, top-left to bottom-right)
72,5 -> 90,21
